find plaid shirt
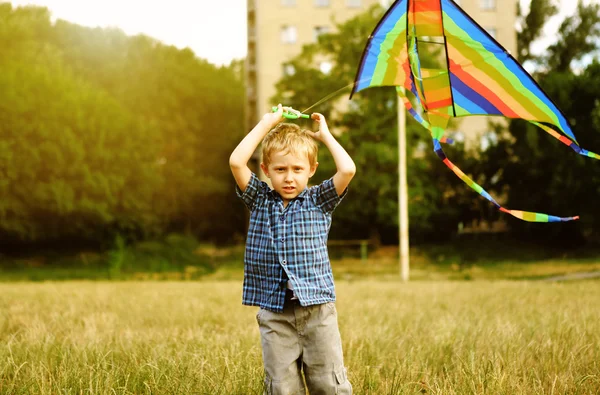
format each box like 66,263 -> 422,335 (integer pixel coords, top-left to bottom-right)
236,172 -> 347,312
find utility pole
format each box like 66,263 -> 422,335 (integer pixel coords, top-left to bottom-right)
398,95 -> 409,282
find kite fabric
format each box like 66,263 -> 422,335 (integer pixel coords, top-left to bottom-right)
350,0 -> 600,222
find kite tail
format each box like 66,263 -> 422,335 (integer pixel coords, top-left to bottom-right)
532,121 -> 600,160
432,138 -> 579,223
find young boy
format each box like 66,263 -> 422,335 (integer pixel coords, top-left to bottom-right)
230,104 -> 356,394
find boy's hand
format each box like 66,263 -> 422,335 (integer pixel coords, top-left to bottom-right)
309,113 -> 333,142
261,104 -> 284,127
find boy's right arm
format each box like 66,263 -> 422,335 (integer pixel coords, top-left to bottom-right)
229,105 -> 284,192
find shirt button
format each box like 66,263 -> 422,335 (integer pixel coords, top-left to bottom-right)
280,238 -> 284,243
282,260 -> 287,265
280,216 -> 285,221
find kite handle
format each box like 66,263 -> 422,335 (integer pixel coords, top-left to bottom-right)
272,106 -> 310,120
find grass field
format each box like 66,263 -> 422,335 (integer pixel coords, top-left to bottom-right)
1,279 -> 599,394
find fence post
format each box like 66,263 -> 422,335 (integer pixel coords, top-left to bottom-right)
360,240 -> 368,264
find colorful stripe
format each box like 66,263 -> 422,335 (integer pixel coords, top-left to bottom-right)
350,0 -> 598,222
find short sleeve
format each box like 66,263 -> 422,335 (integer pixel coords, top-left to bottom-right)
311,177 -> 348,214
235,172 -> 269,211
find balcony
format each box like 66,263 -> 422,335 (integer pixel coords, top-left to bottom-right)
247,26 -> 256,42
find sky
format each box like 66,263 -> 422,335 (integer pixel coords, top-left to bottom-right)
5,0 -> 248,65
4,0 -> 599,66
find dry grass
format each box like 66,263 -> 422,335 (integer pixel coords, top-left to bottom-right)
1,280 -> 599,394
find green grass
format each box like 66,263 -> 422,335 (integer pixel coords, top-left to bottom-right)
5,238 -> 600,282
201,240 -> 600,282
0,235 -> 215,282
4,237 -> 600,282
324,254 -> 600,282
1,280 -> 599,394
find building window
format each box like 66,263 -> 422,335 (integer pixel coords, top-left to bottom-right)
281,25 -> 297,44
283,63 -> 296,76
319,61 -> 333,74
315,0 -> 330,7
486,27 -> 497,39
281,0 -> 296,5
480,0 -> 495,11
346,0 -> 361,7
313,26 -> 330,42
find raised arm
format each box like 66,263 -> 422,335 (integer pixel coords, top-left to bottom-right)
308,113 -> 356,196
229,105 -> 284,192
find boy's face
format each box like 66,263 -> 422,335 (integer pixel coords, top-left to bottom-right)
261,150 -> 318,206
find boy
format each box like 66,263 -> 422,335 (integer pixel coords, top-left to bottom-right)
230,104 -> 356,394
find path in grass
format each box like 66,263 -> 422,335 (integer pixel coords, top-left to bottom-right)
542,270 -> 600,281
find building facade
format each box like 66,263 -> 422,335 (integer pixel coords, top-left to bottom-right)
246,0 -> 381,133
246,0 -> 518,147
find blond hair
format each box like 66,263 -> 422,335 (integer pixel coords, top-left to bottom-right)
262,123 -> 318,167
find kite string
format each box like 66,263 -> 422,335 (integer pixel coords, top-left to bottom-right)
300,81 -> 355,114
300,77 -> 373,114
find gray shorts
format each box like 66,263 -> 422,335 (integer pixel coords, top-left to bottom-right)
256,292 -> 352,394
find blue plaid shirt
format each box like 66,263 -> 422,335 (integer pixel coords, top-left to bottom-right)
236,172 -> 347,312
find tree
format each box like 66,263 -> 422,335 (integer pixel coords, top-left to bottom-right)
545,1 -> 600,72
0,4 -> 245,245
0,8 -> 162,242
488,2 -> 600,244
516,0 -> 559,64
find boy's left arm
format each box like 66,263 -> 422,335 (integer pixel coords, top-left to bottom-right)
309,113 -> 356,196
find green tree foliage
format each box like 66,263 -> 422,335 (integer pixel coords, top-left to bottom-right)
489,2 -> 600,244
272,6 -> 482,243
494,64 -> 600,244
545,1 -> 600,72
516,0 -> 558,64
0,4 -> 244,245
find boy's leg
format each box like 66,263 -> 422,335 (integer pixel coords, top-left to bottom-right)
301,302 -> 352,394
257,305 -> 305,395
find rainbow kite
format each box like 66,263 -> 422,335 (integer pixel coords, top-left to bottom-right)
350,0 -> 599,222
